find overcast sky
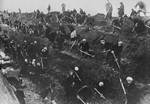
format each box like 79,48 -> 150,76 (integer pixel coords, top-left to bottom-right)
1,0 -> 150,16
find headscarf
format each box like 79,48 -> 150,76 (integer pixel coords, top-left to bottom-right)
135,1 -> 146,15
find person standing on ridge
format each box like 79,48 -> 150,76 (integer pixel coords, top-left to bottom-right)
105,0 -> 113,21
118,2 -> 124,18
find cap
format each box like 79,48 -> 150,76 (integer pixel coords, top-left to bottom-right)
42,46 -> 47,50
37,62 -> 41,66
100,40 -> 105,44
51,100 -> 57,104
69,71 -> 73,75
111,50 -> 114,54
82,39 -> 86,42
34,41 -> 37,44
98,82 -> 104,87
74,67 -> 79,71
25,59 -> 28,62
10,40 -> 14,43
24,40 -> 27,43
46,23 -> 49,25
118,41 -> 123,46
32,59 -> 36,62
126,76 -> 133,84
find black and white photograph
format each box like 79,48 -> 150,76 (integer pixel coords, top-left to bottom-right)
0,0 -> 150,104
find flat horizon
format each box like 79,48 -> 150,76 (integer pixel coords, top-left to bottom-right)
1,0 -> 150,16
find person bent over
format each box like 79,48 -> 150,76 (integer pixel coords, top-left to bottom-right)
79,39 -> 90,57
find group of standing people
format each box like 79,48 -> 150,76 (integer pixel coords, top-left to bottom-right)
105,0 -> 147,21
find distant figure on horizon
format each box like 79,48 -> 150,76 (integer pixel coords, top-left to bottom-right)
135,1 -> 146,16
118,2 -> 124,18
61,3 -> 66,13
18,8 -> 21,14
130,9 -> 137,17
105,0 -> 113,21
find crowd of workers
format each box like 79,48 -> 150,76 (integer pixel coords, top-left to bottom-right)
0,1 -> 149,104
